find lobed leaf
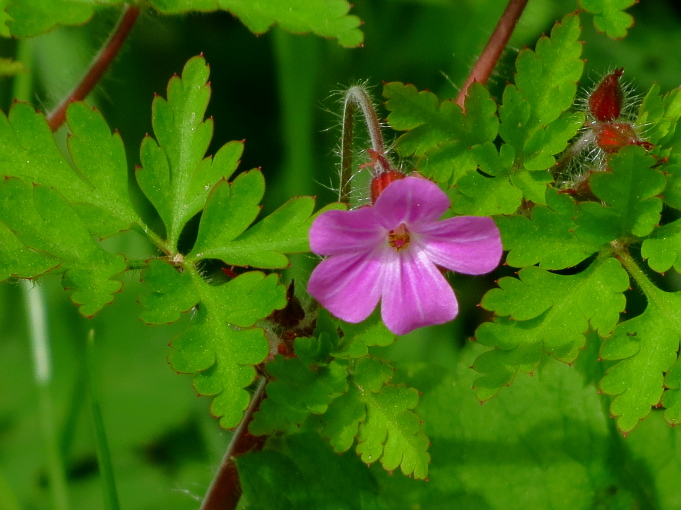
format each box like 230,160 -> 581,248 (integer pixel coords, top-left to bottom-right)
599,285 -> 681,433
152,0 -> 363,47
5,0 -> 98,37
0,178 -> 126,316
141,259 -> 287,428
189,175 -> 343,269
579,0 -> 636,39
322,357 -> 430,479
137,56 -> 244,249
580,146 -> 665,239
498,189 -> 607,270
0,101 -> 139,239
472,258 -> 628,401
499,13 -> 584,172
641,219 -> 681,274
384,82 -> 498,185
448,142 -> 522,216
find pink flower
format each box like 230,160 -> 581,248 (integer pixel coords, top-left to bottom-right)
307,176 -> 503,335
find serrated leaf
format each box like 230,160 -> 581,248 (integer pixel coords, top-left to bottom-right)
641,219 -> 681,274
136,55 -> 243,248
599,284 -> 681,433
141,259 -> 287,427
0,101 -> 139,239
498,189 -> 606,270
472,257 -> 628,400
662,356 -> 681,425
449,142 -> 522,216
579,0 -> 635,39
249,353 -> 348,435
384,82 -> 498,184
584,146 -> 665,238
322,357 -> 430,479
152,0 -> 363,47
636,84 -> 681,151
0,178 -> 126,315
499,13 -> 584,172
5,0 -> 97,37
189,175 -> 343,268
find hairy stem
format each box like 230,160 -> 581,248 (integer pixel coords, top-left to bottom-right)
200,376 -> 268,510
46,4 -> 140,131
21,281 -> 71,510
340,85 -> 390,203
456,0 -> 529,110
615,246 -> 657,298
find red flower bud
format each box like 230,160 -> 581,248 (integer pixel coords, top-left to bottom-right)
371,170 -> 406,203
595,122 -> 653,153
589,68 -> 624,122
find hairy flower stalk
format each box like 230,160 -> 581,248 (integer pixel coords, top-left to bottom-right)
307,177 -> 502,335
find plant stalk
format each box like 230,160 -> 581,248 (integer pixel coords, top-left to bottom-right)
21,280 -> 70,510
340,85 -> 390,203
199,376 -> 268,510
456,0 -> 529,110
46,4 -> 140,131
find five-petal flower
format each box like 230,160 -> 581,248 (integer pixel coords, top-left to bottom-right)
307,176 -> 503,335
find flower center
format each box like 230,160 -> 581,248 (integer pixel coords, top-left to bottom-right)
388,223 -> 411,251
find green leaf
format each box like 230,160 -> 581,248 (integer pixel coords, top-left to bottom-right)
641,219 -> 681,274
579,0 -> 636,39
0,102 -> 139,239
0,178 -> 126,315
152,0 -> 363,47
136,55 -> 243,249
581,146 -> 665,239
472,257 -> 628,401
499,13 -> 584,172
189,175 -> 342,268
237,433 -> 381,509
322,357 -> 430,479
636,84 -> 681,151
249,353 -> 349,435
662,356 -> 681,425
379,346 -> 640,509
448,142 -> 522,216
5,0 -> 97,37
140,259 -> 287,428
498,189 -> 606,270
384,82 -> 498,184
599,282 -> 681,433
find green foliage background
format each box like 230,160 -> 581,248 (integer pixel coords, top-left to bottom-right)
2,0 -> 681,508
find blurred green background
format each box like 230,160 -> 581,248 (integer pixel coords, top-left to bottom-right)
2,0 -> 681,508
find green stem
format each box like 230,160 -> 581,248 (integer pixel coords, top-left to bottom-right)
12,37 -> 33,102
615,247 -> 657,298
86,329 -> 120,510
126,258 -> 150,271
340,85 -> 390,203
21,281 -> 70,510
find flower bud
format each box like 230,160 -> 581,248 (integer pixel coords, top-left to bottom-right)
589,68 -> 624,122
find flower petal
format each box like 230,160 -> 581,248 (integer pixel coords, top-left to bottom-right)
309,208 -> 385,257
421,216 -> 502,274
380,247 -> 458,335
307,249 -> 384,324
374,177 -> 450,230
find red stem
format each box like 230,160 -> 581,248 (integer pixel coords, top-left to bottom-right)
200,376 -> 268,510
46,5 -> 140,131
456,0 -> 529,110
